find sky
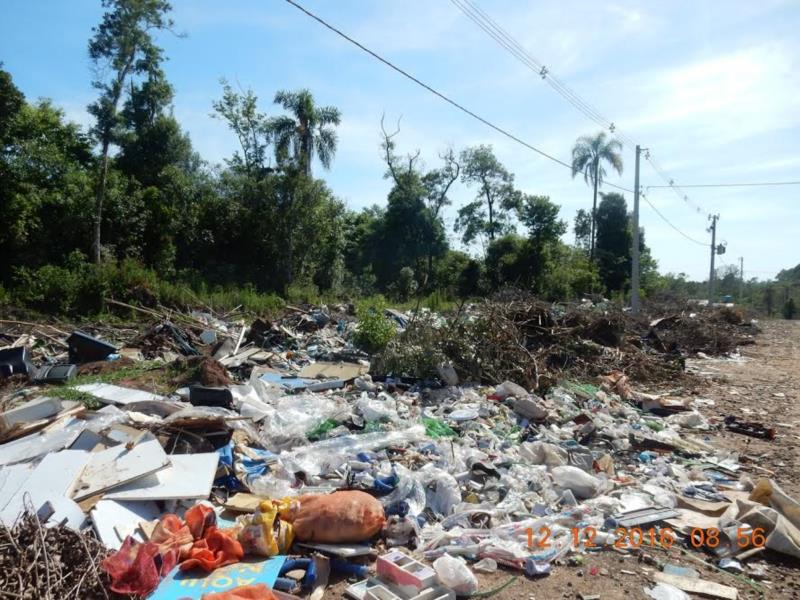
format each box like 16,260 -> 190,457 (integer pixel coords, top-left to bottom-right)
2,0 -> 799,280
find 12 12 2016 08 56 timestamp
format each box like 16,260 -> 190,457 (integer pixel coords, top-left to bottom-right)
526,526 -> 767,549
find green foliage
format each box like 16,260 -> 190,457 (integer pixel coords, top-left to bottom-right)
267,89 -> 341,176
595,192 -> 632,293
455,145 -> 518,244
353,296 -> 396,353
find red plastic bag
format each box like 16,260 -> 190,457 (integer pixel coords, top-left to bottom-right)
202,583 -> 278,599
285,490 -> 385,543
102,536 -> 178,596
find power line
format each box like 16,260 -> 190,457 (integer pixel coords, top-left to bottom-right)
282,0 -> 633,194
640,193 -> 707,246
449,0 -> 713,219
648,180 -> 800,189
285,0 -> 714,250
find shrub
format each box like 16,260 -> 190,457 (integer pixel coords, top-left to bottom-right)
353,296 -> 396,353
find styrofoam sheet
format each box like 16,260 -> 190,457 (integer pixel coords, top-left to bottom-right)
0,418 -> 86,466
0,462 -> 35,512
0,450 -> 89,527
74,383 -> 166,405
72,433 -> 170,501
91,499 -> 161,550
104,453 -> 218,501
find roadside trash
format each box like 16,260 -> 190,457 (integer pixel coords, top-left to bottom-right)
285,491 -> 386,543
190,385 -> 235,409
645,583 -> 691,600
0,299 -> 791,598
0,346 -> 35,377
236,500 -> 295,556
433,554 -> 478,595
724,415 -> 776,440
551,465 -> 604,499
201,584 -> 278,600
66,330 -> 117,362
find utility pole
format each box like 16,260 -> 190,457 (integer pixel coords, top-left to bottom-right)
739,256 -> 744,303
708,214 -> 719,302
631,145 -> 641,314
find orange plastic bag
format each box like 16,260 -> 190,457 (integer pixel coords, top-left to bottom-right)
283,490 -> 385,543
180,527 -> 244,572
202,583 -> 278,599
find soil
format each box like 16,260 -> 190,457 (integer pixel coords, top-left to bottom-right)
324,319 -> 800,599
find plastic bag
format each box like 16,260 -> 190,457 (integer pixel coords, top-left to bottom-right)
519,441 -> 567,467
551,465 -> 603,499
433,553 -> 478,595
235,500 -> 295,556
202,584 -> 278,600
284,490 -> 386,543
644,583 -> 690,600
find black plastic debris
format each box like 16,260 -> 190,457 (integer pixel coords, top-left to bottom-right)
33,364 -> 77,384
724,415 -> 776,440
66,331 -> 117,363
189,385 -> 233,409
0,347 -> 35,378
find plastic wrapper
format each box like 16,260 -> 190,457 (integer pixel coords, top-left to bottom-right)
235,500 -> 295,556
551,465 -> 605,499
645,583 -> 690,600
284,490 -> 386,543
433,554 -> 478,595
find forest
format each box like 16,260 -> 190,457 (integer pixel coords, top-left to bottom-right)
1,0 -> 797,318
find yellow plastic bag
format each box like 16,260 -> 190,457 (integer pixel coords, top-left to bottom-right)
236,500 -> 295,556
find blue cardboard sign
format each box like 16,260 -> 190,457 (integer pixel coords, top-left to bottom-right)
150,556 -> 286,599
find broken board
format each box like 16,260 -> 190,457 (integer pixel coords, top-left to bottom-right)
104,453 -> 218,501
0,450 -> 89,528
72,433 -> 170,501
91,499 -> 162,550
74,382 -> 166,405
653,572 -> 738,599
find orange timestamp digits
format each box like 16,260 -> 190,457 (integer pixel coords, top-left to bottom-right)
689,527 -> 766,549
526,526 -> 768,550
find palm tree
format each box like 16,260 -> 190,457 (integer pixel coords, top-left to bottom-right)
267,89 -> 341,177
571,132 -> 623,259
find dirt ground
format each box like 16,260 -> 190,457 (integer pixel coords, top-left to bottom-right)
324,319 -> 800,599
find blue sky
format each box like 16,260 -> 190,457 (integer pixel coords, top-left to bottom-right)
2,0 -> 799,280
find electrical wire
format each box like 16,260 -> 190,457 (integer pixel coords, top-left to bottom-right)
285,0 -> 718,250
449,0 -> 714,218
640,193 -> 707,246
647,180 -> 800,189
282,0 -> 633,193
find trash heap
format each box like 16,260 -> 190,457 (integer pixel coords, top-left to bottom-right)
0,301 -> 793,600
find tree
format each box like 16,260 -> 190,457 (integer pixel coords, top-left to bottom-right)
573,208 -> 591,252
267,89 -> 340,177
87,0 -> 176,263
570,132 -> 623,259
595,192 -> 632,293
211,80 -> 271,176
0,98 -> 95,280
378,118 -> 454,290
0,64 -> 24,144
456,145 -> 518,247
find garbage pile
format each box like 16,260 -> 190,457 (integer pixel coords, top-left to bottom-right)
0,301 -> 792,600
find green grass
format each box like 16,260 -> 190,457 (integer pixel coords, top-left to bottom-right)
46,360 -> 191,408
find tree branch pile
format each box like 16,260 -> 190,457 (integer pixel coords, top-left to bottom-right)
375,295 -> 759,391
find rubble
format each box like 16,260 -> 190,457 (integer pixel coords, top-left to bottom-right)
0,299 -> 793,599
